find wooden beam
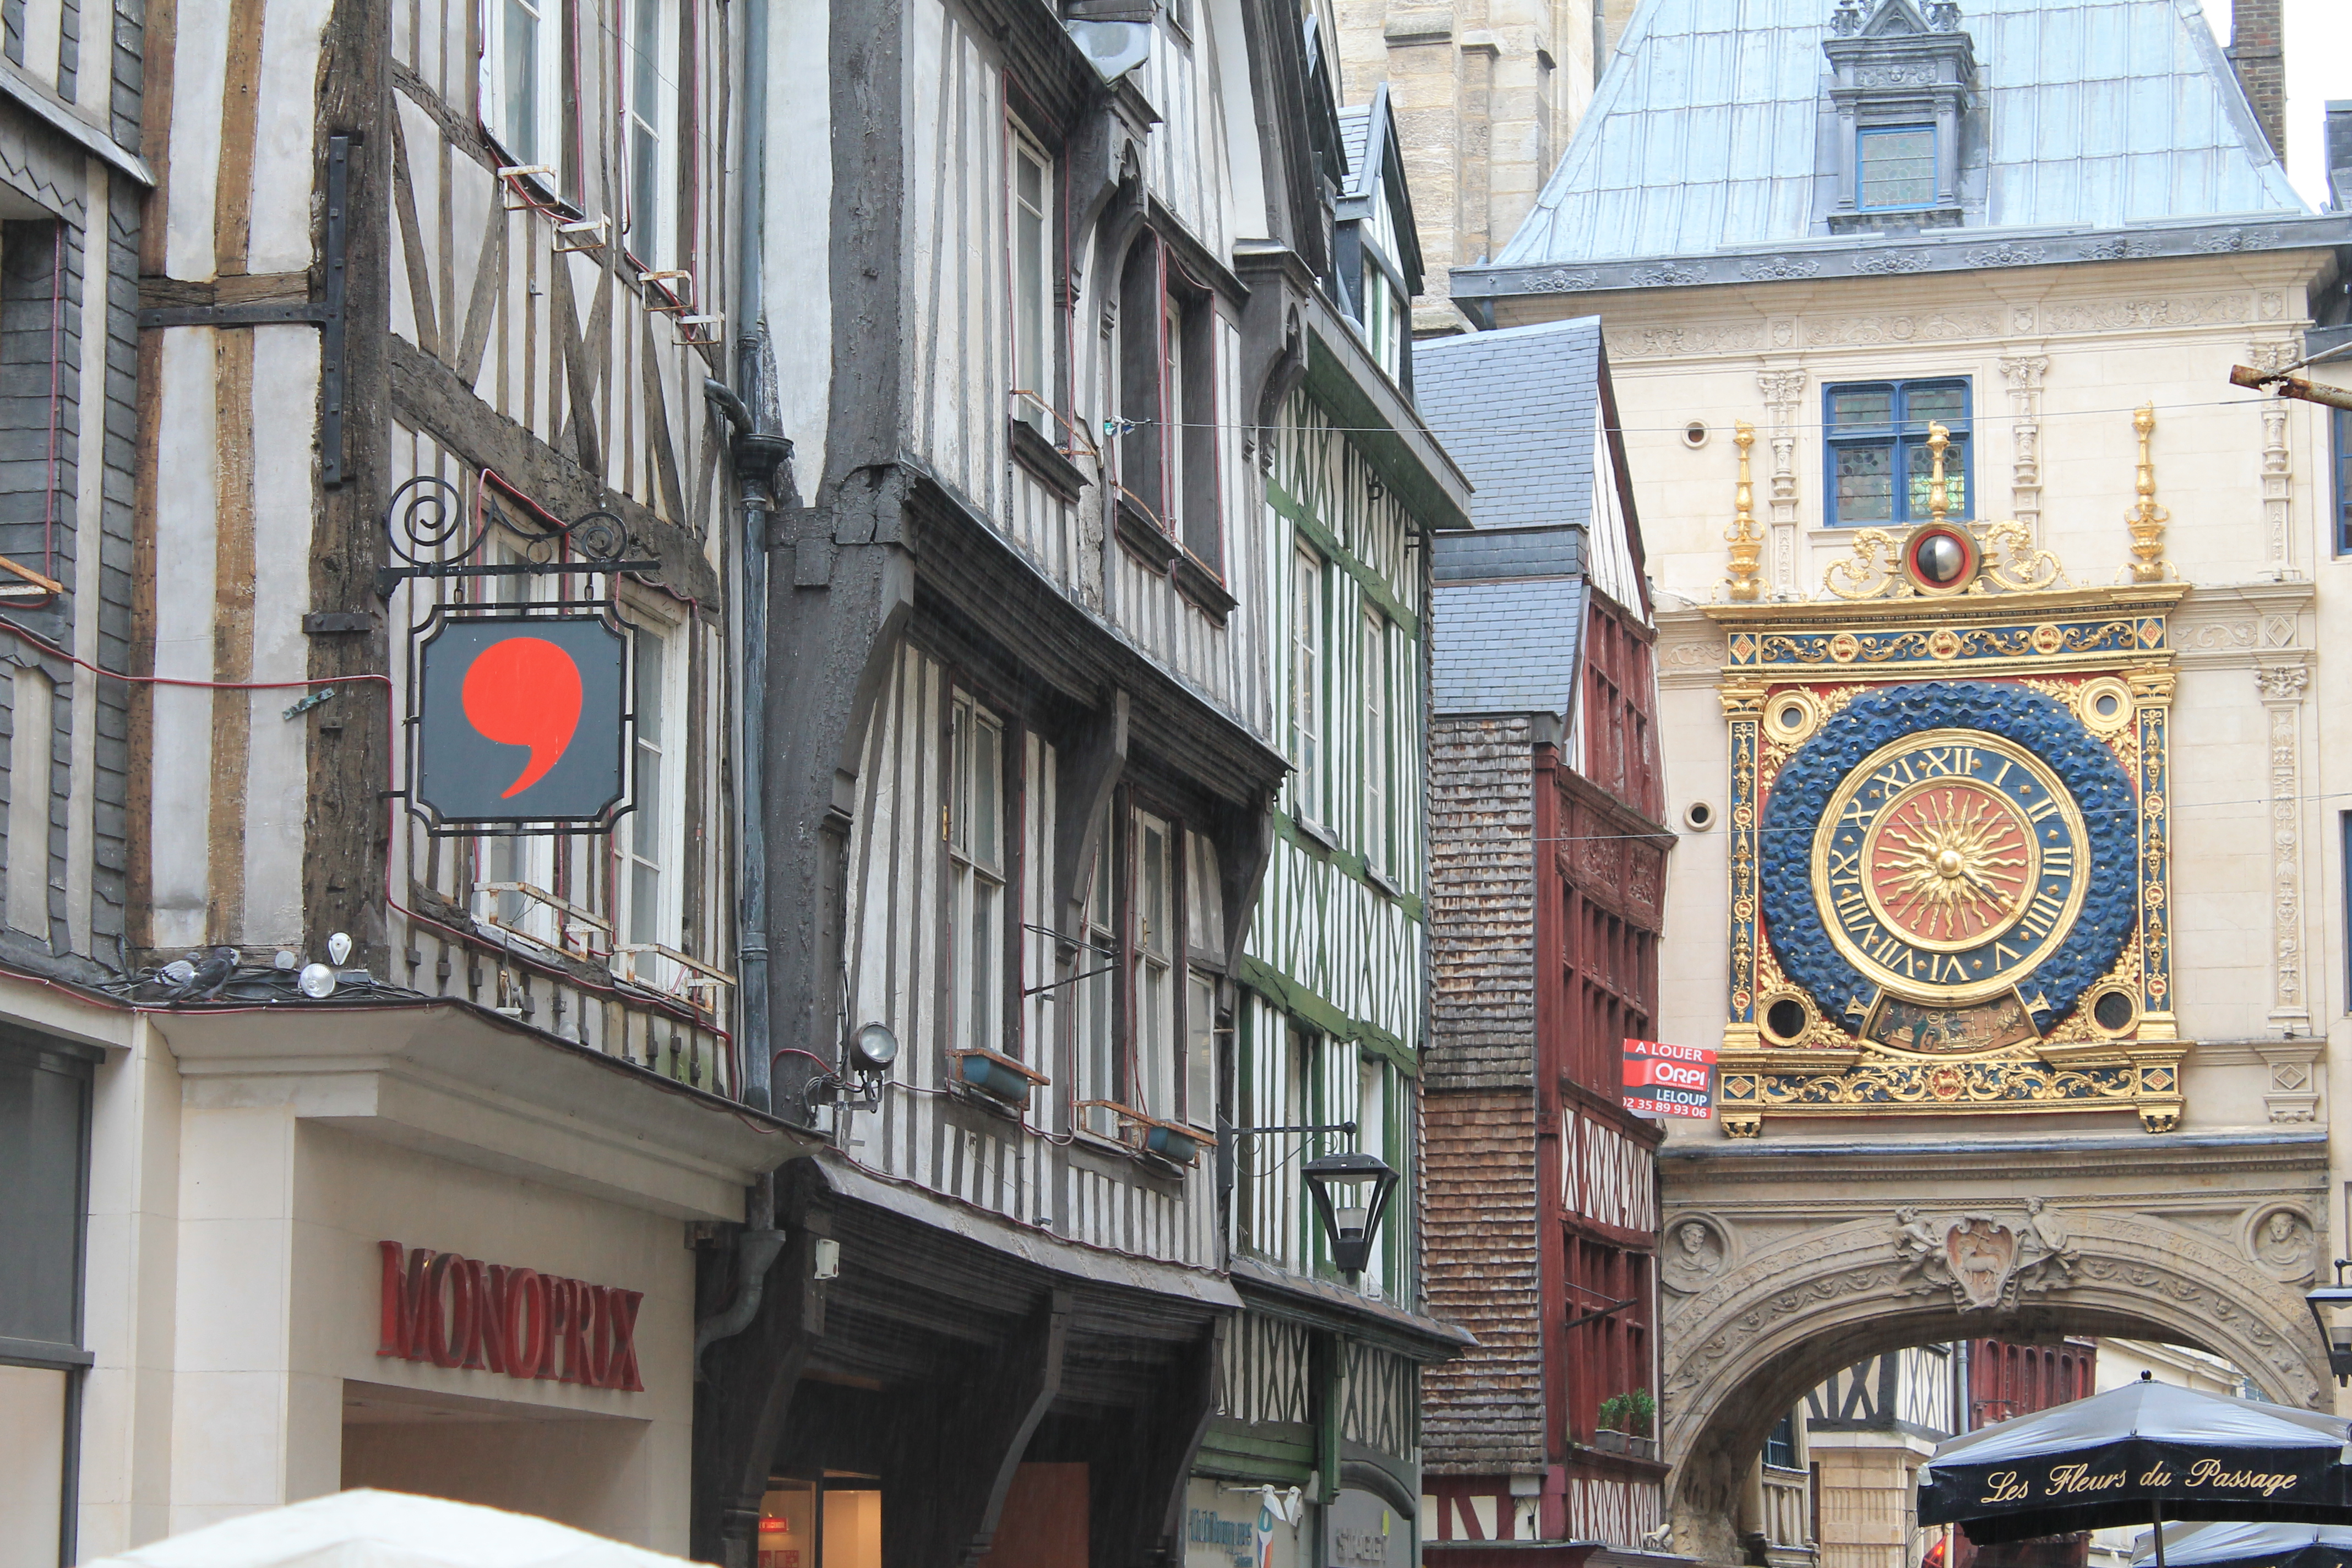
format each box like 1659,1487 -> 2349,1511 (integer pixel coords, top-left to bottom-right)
2230,364 -> 2352,412
881,1288 -> 1072,1568
692,1198 -> 832,1568
1091,1317 -> 1227,1567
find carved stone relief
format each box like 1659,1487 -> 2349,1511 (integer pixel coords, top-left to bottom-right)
1664,1213 -> 1736,1294
1892,1199 -> 2076,1310
2244,1205 -> 2318,1283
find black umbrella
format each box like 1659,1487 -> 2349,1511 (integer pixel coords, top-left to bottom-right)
2132,1521 -> 2352,1568
1918,1378 -> 2352,1548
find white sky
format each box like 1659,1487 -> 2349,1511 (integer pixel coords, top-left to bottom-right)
2197,0 -> 2350,209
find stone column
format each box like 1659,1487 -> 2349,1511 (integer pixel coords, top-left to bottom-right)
1757,368 -> 1806,596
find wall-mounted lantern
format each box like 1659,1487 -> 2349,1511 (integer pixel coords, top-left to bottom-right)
1303,1151 -> 1399,1277
2305,1258 -> 2352,1384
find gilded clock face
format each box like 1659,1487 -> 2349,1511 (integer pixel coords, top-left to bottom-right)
1758,681 -> 2140,1042
1813,730 -> 2086,1005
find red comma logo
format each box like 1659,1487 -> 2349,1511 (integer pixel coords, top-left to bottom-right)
461,636 -> 584,798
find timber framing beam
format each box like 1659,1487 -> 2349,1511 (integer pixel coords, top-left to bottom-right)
692,1198 -> 834,1568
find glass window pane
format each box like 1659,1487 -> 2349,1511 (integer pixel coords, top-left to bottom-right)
1829,386 -> 1892,428
1859,126 -> 1936,209
1142,821 -> 1167,957
1833,443 -> 1895,522
1907,437 -> 1968,518
633,629 -> 663,745
949,703 -> 969,855
1016,149 -> 1042,212
973,719 -> 999,868
970,883 -> 995,1050
632,0 -> 658,110
503,0 -> 538,162
1905,384 -> 1966,426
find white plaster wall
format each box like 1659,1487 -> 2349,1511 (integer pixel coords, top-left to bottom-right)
149,328 -> 221,951
242,325 -> 318,944
162,0 -> 231,281
768,0 -> 830,484
247,0 -> 330,274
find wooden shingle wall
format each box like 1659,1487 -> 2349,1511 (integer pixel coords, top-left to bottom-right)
1428,714 -> 1537,1091
1424,712 -> 1545,1471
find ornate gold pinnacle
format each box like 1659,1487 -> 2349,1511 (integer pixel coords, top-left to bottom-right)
1926,422 -> 1951,525
2127,401 -> 2170,583
1725,420 -> 1762,602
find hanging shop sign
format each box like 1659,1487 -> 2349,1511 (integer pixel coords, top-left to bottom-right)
377,1240 -> 645,1392
413,612 -> 628,827
1623,1037 -> 1716,1119
383,471 -> 663,836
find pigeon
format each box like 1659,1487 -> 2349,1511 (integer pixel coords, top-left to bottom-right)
168,945 -> 240,1001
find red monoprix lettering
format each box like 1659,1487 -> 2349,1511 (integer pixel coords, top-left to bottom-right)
506,1267 -> 547,1380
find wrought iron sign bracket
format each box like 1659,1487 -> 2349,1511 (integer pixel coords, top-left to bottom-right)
375,473 -> 664,599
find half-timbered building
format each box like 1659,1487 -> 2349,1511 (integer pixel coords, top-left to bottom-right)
1412,318 -> 1673,1560
55,0 -> 810,1548
690,0 -> 1477,1563
1196,67 -> 1473,1568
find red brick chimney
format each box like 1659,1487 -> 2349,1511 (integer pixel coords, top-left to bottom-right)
2228,0 -> 2286,160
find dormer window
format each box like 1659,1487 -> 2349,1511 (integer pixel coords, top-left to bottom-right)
1857,124 -> 1936,210
1820,0 -> 1978,233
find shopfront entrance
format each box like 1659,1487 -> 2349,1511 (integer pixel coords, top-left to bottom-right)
752,1464 -> 1085,1568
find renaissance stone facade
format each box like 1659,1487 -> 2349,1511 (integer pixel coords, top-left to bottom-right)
1444,0 -> 2352,1559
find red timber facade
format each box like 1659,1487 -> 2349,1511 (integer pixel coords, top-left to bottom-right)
1413,319 -> 1678,1561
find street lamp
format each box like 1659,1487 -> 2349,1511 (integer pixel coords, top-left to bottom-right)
1302,1151 -> 1399,1277
2305,1258 -> 2352,1384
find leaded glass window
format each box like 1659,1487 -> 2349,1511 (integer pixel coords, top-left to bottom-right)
1825,378 -> 1971,527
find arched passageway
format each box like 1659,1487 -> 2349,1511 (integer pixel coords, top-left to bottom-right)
1658,1135 -> 2333,1565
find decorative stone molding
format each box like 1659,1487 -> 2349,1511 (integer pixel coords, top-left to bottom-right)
2248,338 -> 2301,573
1891,1197 -> 2077,1309
2170,581 -> 2311,668
1996,353 -> 2048,532
1758,369 -> 1807,595
2258,1039 -> 2322,1123
2256,662 -> 2312,1030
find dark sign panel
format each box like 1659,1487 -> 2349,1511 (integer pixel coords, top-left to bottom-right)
413,613 -> 627,829
1623,1037 -> 1716,1119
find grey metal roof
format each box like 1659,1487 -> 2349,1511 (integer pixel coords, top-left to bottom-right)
1418,318 -> 1609,716
1414,317 -> 1601,533
1491,0 -> 2306,273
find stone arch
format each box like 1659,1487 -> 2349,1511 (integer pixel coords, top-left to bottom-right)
1660,1206 -> 2331,1564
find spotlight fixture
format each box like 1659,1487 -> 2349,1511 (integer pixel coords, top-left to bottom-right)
298,962 -> 337,999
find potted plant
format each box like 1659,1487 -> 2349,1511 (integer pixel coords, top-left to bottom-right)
1596,1390 -> 1656,1459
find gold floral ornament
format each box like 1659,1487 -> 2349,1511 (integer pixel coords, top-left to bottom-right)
1725,420 -> 1762,602
2126,402 -> 2171,583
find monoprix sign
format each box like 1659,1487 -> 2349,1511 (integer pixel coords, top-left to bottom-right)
413,612 -> 628,829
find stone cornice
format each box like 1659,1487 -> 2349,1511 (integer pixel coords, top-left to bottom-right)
1453,214 -> 2352,303
1658,1127 -> 2327,1186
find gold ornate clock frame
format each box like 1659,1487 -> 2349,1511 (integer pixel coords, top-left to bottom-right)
1705,416 -> 2189,1136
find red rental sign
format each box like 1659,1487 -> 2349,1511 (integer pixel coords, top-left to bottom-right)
1622,1038 -> 1717,1119
378,1240 -> 644,1392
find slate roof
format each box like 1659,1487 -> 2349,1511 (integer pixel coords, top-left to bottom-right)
1469,0 -> 2333,289
1338,104 -> 1372,198
1417,318 -> 1605,717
